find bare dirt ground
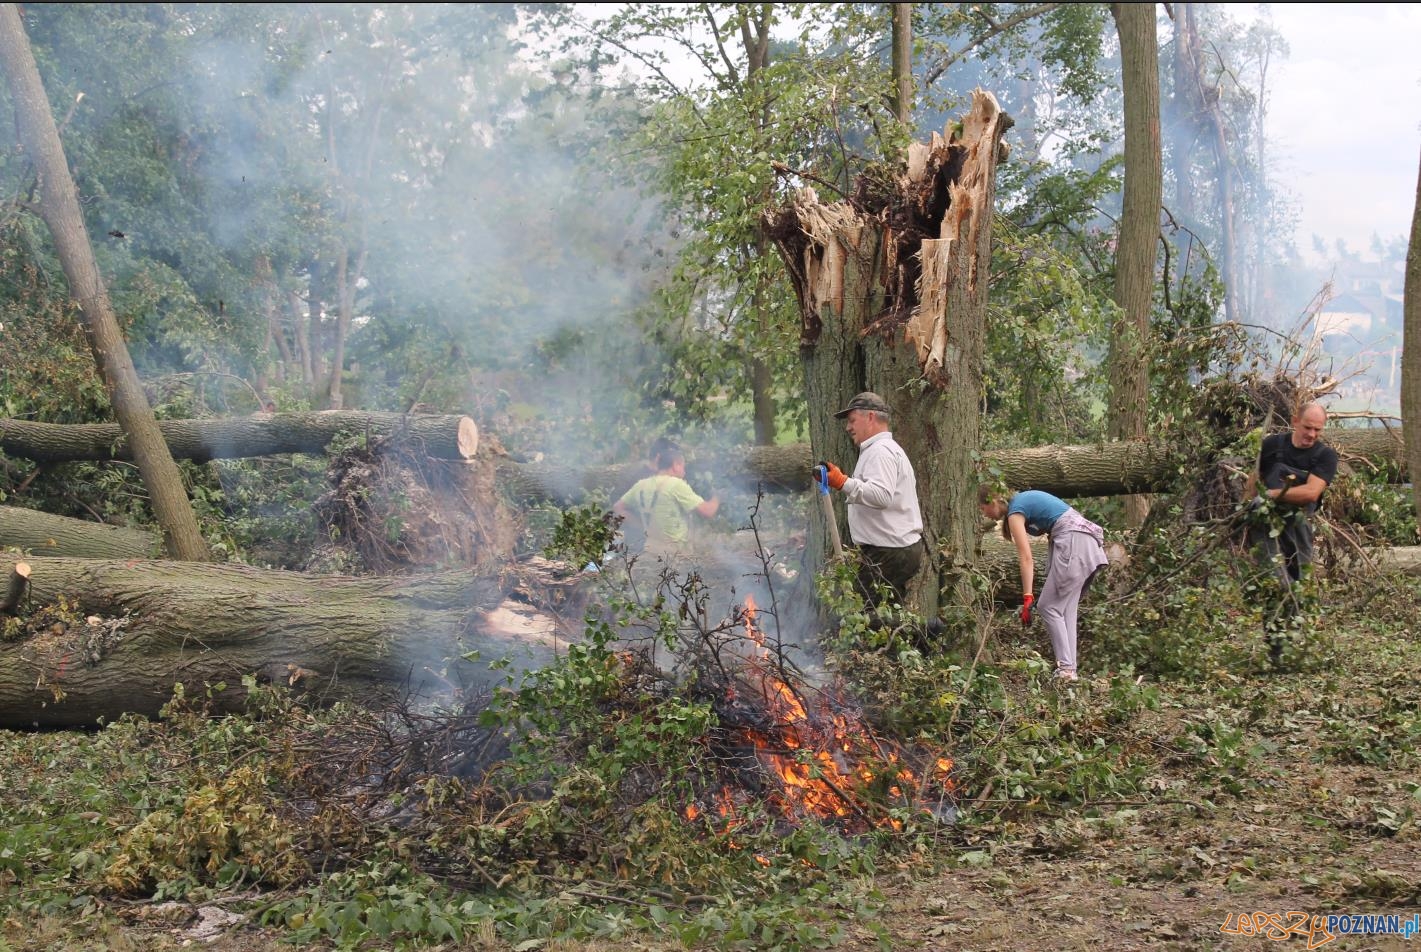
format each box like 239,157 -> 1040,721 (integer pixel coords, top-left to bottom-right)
834,663 -> 1421,952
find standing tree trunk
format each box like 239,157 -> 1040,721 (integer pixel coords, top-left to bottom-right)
766,91 -> 1012,617
0,4 -> 209,561
1177,3 -> 1239,323
740,5 -> 779,446
1108,2 -> 1163,528
1404,149 -> 1421,534
290,290 -> 316,390
891,3 -> 914,125
1167,2 -> 1198,257
317,9 -> 391,412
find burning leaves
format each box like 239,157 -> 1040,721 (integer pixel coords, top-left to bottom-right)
681,596 -> 957,838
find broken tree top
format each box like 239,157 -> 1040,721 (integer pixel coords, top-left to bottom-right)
0,411 -> 479,463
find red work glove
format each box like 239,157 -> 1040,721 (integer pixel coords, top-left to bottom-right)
822,462 -> 847,491
1019,593 -> 1035,627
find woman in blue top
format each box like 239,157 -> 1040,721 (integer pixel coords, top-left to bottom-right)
978,487 -> 1108,681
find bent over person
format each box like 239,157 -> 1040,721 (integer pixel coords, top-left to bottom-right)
1244,402 -> 1338,664
818,392 -> 924,620
978,486 -> 1108,682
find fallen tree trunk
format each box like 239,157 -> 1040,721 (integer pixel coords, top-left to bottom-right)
0,412 -> 479,463
0,556 -> 556,728
0,506 -> 162,559
498,427 -> 1407,504
1365,546 -> 1421,576
4,416 -> 1398,500
976,535 -> 1413,600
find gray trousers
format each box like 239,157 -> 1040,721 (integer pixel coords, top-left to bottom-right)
1248,509 -> 1314,631
1039,513 -> 1109,673
1250,509 -> 1315,585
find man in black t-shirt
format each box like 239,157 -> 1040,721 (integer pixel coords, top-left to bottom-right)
1245,402 -> 1339,663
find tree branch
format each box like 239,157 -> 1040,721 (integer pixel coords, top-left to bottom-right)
924,3 -> 1061,88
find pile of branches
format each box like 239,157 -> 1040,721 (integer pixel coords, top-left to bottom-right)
607,568 -> 958,835
249,561 -> 956,897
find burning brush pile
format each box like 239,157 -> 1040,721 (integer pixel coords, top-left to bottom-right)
647,594 -> 957,837
265,591 -> 957,896
237,566 -> 961,907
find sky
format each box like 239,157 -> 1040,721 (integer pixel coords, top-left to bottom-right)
1258,3 -> 1421,262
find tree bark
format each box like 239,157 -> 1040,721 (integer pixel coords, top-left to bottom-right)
0,555 -> 544,728
0,562 -> 29,615
0,4 -> 210,561
1404,148 -> 1421,539
0,506 -> 162,559
1108,2 -> 1163,528
1371,546 -> 1421,577
495,427 -> 1408,505
891,3 -> 914,125
740,5 -> 778,446
1178,3 -> 1239,323
0,412 -> 479,464
3,414 -> 1398,505
1168,2 -> 1198,245
766,91 -> 1011,618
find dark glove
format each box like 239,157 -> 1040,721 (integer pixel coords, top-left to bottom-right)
1019,593 -> 1035,627
821,461 -> 847,491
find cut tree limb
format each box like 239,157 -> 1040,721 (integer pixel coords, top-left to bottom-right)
0,412 -> 478,463
0,556 -> 556,728
1,561 -> 29,615
1,506 -> 162,559
2,417 -> 1397,501
1367,546 -> 1421,576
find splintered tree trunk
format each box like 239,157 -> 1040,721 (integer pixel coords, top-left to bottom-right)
0,5 -> 208,561
0,412 -> 479,463
1177,3 -> 1239,322
1108,2 -> 1163,528
0,556 -> 550,728
767,91 -> 1012,615
776,197 -> 877,576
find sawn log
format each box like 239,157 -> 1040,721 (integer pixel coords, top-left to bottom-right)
0,505 -> 162,559
2,416 -> 1398,502
0,411 -> 479,463
0,556 -> 557,728
496,428 -> 1407,504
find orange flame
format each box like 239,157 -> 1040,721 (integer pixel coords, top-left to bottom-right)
683,594 -> 956,836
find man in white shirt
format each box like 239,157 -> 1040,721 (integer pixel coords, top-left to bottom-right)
819,392 -> 925,616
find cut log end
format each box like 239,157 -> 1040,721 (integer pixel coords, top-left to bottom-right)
457,416 -> 479,459
1,562 -> 30,615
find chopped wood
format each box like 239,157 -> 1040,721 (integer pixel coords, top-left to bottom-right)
1,561 -> 29,615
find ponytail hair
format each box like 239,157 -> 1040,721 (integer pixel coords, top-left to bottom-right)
977,484 -> 1013,540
